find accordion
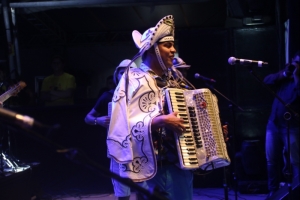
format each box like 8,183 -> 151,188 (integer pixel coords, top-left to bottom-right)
164,88 -> 230,170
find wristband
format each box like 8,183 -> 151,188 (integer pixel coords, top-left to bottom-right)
94,117 -> 98,125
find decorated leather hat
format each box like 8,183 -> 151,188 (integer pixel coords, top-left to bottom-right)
132,15 -> 175,57
173,57 -> 191,69
113,59 -> 137,85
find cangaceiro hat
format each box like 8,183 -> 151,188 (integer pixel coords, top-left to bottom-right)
113,59 -> 137,85
132,15 -> 175,57
173,57 -> 191,69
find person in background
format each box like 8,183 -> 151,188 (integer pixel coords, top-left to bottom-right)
263,50 -> 299,199
40,55 -> 76,106
97,75 -> 115,98
85,59 -> 137,200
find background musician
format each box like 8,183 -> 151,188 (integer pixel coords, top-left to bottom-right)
40,55 -> 76,106
85,59 -> 137,200
263,50 -> 300,199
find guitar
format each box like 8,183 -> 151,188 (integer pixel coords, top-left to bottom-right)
0,81 -> 27,104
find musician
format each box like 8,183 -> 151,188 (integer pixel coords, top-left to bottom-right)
263,50 -> 300,199
107,15 -> 194,200
40,55 -> 76,106
0,68 -> 30,173
85,59 -> 137,200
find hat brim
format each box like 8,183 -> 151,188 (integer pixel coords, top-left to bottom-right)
132,30 -> 142,49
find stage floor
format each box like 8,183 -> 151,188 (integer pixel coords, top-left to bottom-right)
1,162 -> 270,200
44,188 -> 268,200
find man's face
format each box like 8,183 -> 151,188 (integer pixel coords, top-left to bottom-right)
52,58 -> 64,72
117,68 -> 126,83
157,41 -> 176,68
107,78 -> 115,89
292,55 -> 300,75
292,55 -> 300,66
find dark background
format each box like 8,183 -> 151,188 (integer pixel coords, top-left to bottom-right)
0,0 -> 299,198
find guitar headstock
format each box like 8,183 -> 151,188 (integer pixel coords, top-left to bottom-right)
0,81 -> 27,103
17,81 -> 27,89
11,81 -> 27,96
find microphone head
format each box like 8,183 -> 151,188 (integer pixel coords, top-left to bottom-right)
228,57 -> 236,65
194,73 -> 200,78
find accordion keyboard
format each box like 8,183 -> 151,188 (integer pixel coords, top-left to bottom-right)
165,89 -> 202,170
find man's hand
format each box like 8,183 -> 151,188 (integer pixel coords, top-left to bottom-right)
96,116 -> 111,128
152,112 -> 185,135
222,124 -> 229,143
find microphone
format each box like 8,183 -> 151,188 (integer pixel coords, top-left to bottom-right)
194,73 -> 216,83
228,57 -> 268,67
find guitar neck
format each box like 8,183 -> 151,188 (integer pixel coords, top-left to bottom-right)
0,87 -> 19,103
0,81 -> 26,103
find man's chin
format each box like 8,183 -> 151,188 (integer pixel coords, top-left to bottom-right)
165,63 -> 173,69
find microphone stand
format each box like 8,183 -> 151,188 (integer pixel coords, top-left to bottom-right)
245,66 -> 299,200
204,81 -> 244,200
0,108 -> 168,200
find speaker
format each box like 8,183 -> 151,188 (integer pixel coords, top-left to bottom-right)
235,140 -> 268,194
0,169 -> 33,200
241,140 -> 266,175
235,140 -> 267,179
238,180 -> 268,194
227,0 -> 274,17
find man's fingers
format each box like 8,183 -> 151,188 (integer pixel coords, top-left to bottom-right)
171,111 -> 178,117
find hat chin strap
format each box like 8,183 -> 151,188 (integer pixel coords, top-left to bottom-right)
154,43 -> 169,77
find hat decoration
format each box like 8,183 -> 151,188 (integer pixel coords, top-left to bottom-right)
173,57 -> 191,69
113,59 -> 137,85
